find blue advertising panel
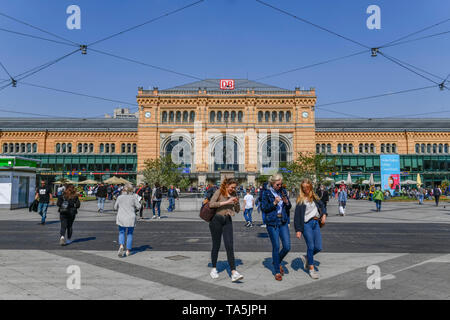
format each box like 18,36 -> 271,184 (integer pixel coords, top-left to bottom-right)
380,155 -> 400,195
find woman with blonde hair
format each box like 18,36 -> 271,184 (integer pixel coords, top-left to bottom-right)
260,173 -> 292,281
294,179 -> 327,279
208,178 -> 244,282
114,184 -> 141,257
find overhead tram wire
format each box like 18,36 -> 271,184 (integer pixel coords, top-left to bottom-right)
0,11 -> 79,46
86,0 -> 204,47
0,27 -> 80,47
380,29 -> 450,49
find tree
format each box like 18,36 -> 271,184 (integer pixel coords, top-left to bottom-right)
178,177 -> 191,191
282,152 -> 337,190
142,155 -> 184,188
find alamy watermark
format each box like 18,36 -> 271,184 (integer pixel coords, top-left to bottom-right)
66,265 -> 81,290
66,5 -> 81,30
366,5 -> 381,30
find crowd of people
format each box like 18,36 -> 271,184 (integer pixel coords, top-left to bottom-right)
31,176 -> 448,284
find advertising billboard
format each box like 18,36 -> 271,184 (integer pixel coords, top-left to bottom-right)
380,154 -> 400,195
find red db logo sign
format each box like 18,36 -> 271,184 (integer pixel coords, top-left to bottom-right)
220,79 -> 235,90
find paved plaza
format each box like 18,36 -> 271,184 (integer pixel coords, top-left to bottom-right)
1,197 -> 450,300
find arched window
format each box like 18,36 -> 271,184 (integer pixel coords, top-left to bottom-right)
433,143 -> 437,154
105,143 -> 110,154
56,143 -> 61,153
169,111 -> 174,123
127,143 -> 131,153
176,111 -> 181,123
238,111 -> 243,122
32,143 -> 37,153
20,143 -> 25,153
265,111 -> 270,122
392,143 -> 397,153
359,144 -> 363,153
121,143 -> 126,153
217,111 -> 222,122
224,111 -> 229,123
415,144 -> 420,153
189,111 -> 195,122
61,143 -> 66,153
261,138 -> 288,169
427,144 -> 431,153
343,144 -> 347,153
327,144 -> 332,154
445,144 -> 449,154
337,144 -> 342,154
83,143 -> 88,153
89,143 -> 94,153
258,111 -> 263,123
231,111 -> 236,122
349,144 -> 354,154
162,111 -> 167,123
321,144 -> 326,154
439,143 -> 443,153
421,144 -> 425,153
15,143 -> 19,153
286,111 -> 291,122
26,143 -> 31,153
364,144 -> 369,153
111,143 -> 115,153
272,111 -> 277,122
316,144 -> 320,154
67,143 -> 72,153
132,143 -> 137,154
3,143 -> 8,153
386,144 -> 391,153
210,111 -> 215,123
9,143 -> 13,153
183,111 -> 188,122
279,111 -> 284,122
380,144 -> 385,153
78,143 -> 82,153
370,143 -> 375,153
99,143 -> 104,153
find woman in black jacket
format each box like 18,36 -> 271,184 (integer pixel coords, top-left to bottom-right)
294,179 -> 327,280
57,184 -> 80,246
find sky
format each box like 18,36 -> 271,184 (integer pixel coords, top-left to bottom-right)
0,0 -> 449,119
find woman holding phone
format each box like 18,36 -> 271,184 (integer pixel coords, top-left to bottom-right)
261,173 -> 292,281
208,178 -> 244,282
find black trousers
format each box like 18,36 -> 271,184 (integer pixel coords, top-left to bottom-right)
60,212 -> 76,239
209,214 -> 236,271
435,196 -> 440,206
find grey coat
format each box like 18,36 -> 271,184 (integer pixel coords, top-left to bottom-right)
114,194 -> 141,227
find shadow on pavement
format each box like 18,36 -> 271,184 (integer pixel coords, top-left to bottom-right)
130,245 -> 152,255
71,237 -> 96,244
208,259 -> 243,277
262,258 -> 289,275
291,257 -> 321,273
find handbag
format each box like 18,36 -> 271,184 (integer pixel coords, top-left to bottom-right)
199,201 -> 216,222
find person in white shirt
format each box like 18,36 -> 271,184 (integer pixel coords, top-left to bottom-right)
243,189 -> 255,227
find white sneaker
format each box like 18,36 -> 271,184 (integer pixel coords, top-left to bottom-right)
152,215 -> 156,219
300,255 -> 309,270
210,268 -> 219,279
231,271 -> 244,282
118,246 -> 124,257
157,216 -> 161,220
260,224 -> 266,228
59,236 -> 65,246
309,269 -> 320,280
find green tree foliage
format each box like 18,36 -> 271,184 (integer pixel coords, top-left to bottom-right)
143,155 -> 185,188
282,152 -> 337,190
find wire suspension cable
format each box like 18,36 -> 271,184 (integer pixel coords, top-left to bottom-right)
0,27 -> 79,47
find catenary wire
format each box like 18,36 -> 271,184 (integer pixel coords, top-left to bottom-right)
0,27 -> 80,47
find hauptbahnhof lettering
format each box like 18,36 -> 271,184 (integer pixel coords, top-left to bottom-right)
1,79 -> 449,186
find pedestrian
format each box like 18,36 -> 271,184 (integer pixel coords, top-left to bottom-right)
96,182 -> 107,213
373,187 -> 384,212
152,182 -> 163,219
208,178 -> 244,282
418,187 -> 425,205
167,185 -> 179,212
35,180 -> 53,225
57,184 -> 80,246
143,183 -> 152,211
294,179 -> 327,280
316,184 -> 329,211
243,189 -> 254,227
114,184 -> 141,257
338,185 -> 347,216
260,174 -> 292,281
433,185 -> 442,206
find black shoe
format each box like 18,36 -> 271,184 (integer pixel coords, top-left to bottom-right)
41,222 -> 45,225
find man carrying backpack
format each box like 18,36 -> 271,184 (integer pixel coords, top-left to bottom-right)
152,183 -> 163,219
434,185 -> 442,207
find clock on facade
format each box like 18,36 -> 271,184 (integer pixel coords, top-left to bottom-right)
144,111 -> 151,118
302,111 -> 309,118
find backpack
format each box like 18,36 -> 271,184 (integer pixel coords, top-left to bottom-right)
155,187 -> 162,199
59,197 -> 71,214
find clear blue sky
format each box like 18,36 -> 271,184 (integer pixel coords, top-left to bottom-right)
0,0 -> 449,118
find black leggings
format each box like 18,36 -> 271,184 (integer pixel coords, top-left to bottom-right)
60,213 -> 76,239
209,214 -> 235,270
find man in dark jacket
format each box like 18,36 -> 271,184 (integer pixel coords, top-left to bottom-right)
96,183 -> 108,213
316,185 -> 329,211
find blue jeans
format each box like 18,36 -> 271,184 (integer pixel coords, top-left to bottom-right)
145,199 -> 152,209
38,202 -> 48,223
243,208 -> 253,223
375,200 -> 381,211
302,219 -> 322,267
419,195 -> 424,204
266,223 -> 291,274
97,197 -> 106,211
118,226 -> 134,250
152,200 -> 161,216
168,197 -> 175,212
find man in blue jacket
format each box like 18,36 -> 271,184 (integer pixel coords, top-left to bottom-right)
260,174 -> 292,281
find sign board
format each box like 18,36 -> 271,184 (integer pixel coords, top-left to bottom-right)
220,79 -> 235,90
380,155 -> 400,195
